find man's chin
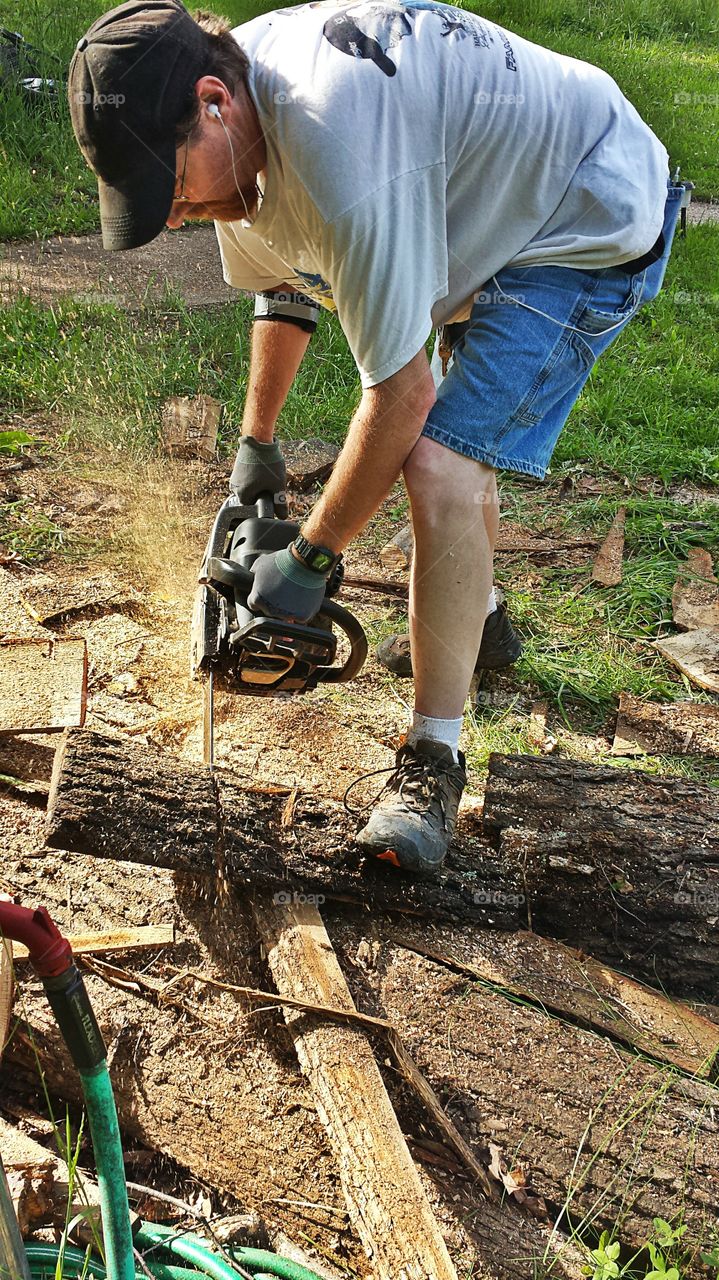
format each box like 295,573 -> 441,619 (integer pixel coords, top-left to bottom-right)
182,197 -> 258,223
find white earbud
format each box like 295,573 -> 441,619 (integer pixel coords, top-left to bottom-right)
207,103 -> 221,119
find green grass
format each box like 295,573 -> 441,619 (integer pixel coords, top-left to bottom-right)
0,0 -> 717,241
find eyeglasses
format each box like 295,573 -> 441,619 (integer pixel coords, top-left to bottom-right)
174,137 -> 190,202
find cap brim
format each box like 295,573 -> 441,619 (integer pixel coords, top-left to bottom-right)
98,134 -> 176,251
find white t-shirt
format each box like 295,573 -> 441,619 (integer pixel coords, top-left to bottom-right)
215,1 -> 669,387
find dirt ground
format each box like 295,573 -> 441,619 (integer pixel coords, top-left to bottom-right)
1,199 -> 718,309
1,414 -> 717,1278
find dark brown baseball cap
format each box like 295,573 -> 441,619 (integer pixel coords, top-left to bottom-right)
68,1 -> 209,250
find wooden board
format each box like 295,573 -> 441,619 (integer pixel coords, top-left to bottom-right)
12,924 -> 174,961
255,898 -> 459,1280
672,547 -> 719,631
0,936 -> 12,1062
612,691 -> 719,758
654,626 -> 719,693
0,637 -> 87,732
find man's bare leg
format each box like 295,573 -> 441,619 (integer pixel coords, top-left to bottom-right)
403,436 -> 498,719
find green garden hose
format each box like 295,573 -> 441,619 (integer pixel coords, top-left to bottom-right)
24,1231 -> 327,1279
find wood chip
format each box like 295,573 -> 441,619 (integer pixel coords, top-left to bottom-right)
654,626 -> 719,694
591,506 -> 626,585
160,395 -> 220,461
0,637 -> 87,732
612,692 -> 719,758
671,547 -> 719,631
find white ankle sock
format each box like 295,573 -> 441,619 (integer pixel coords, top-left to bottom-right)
486,586 -> 497,616
407,712 -> 462,762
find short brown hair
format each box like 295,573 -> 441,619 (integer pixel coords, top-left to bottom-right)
175,10 -> 250,142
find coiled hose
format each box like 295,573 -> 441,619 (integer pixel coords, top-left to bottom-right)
24,1233 -> 326,1278
0,903 -> 325,1280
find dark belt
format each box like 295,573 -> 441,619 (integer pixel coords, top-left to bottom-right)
617,230 -> 665,274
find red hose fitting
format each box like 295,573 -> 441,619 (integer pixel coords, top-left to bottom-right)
0,901 -> 73,978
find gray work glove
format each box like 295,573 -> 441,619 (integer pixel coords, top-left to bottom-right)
248,548 -> 328,623
230,437 -> 287,514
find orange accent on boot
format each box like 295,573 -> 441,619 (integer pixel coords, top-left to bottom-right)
375,848 -> 402,867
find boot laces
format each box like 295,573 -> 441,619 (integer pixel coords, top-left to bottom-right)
344,747 -> 462,826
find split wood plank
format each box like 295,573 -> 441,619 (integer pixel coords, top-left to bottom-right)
390,923 -> 719,1078
0,637 -> 87,732
654,625 -> 719,694
45,730 -> 719,1000
373,944 -> 719,1253
591,505 -> 626,585
612,691 -> 719,758
160,395 -> 220,461
672,546 -> 719,631
254,898 -> 459,1280
482,753 -> 719,999
12,924 -> 174,962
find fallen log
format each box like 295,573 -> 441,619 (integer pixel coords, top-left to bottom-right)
45,729 -> 526,931
482,754 -> 719,998
46,732 -> 719,998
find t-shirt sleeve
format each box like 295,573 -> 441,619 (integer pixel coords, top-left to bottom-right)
321,164 -> 449,388
214,220 -> 291,292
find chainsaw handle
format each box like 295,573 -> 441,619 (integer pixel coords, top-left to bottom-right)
205,557 -> 367,684
316,598 -> 368,684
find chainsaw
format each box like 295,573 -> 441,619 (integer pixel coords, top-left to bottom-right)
191,492 -> 368,763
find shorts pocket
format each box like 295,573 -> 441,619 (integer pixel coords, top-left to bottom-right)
576,266 -> 644,337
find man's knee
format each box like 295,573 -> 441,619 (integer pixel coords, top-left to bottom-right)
403,436 -> 496,505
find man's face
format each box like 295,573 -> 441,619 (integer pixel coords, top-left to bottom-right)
166,117 -> 259,228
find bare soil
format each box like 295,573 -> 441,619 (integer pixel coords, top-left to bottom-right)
2,429 -> 717,1279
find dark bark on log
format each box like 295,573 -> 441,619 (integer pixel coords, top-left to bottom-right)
46,733 -> 719,999
482,753 -> 719,999
46,730 -> 525,930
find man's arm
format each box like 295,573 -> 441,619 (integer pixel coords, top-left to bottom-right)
300,346 -> 436,553
240,288 -> 316,442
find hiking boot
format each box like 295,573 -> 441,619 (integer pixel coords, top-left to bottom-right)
355,738 -> 467,874
375,601 -> 522,678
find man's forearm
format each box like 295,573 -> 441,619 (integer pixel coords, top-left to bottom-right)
241,316 -> 311,442
302,348 -> 436,553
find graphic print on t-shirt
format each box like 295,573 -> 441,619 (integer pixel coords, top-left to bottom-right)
314,0 -> 503,76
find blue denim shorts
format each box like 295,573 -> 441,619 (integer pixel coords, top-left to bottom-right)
422,183 -> 684,478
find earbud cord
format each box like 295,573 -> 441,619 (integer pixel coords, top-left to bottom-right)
216,110 -> 261,224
